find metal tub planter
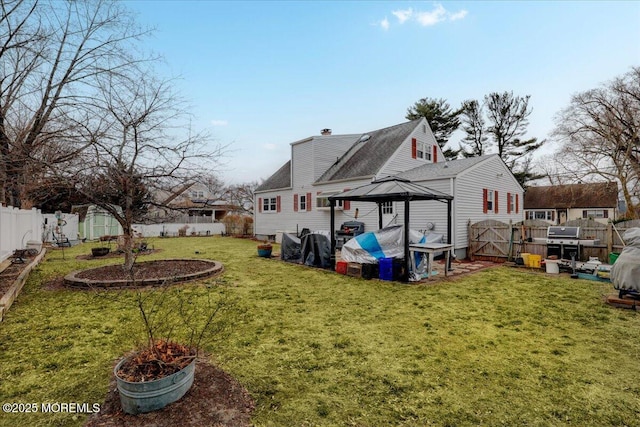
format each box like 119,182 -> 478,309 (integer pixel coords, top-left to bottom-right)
114,357 -> 196,414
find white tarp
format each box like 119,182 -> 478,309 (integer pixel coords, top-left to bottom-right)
610,227 -> 640,292
340,225 -> 441,264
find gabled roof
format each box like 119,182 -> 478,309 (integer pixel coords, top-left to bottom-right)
315,119 -> 423,183
524,182 -> 618,209
395,154 -> 495,181
255,160 -> 291,192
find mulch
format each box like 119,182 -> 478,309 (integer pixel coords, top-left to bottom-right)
84,358 -> 255,427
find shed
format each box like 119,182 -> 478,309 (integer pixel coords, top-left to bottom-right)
328,177 -> 453,281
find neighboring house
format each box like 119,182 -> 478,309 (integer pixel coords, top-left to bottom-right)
148,182 -> 237,223
254,118 -> 524,259
523,182 -> 618,225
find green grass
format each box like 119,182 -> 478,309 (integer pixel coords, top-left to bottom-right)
1,236 -> 639,426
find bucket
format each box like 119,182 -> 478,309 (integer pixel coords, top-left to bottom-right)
609,252 -> 620,265
114,357 -> 196,414
544,259 -> 559,274
528,254 -> 542,268
336,261 -> 348,275
521,253 -> 531,266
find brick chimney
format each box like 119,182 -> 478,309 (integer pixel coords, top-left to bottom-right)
321,128 -> 332,136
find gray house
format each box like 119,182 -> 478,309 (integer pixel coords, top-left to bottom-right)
254,119 -> 524,258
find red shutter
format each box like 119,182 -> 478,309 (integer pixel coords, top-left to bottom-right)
483,189 -> 488,214
583,210 -> 588,218
411,138 -> 417,159
495,191 -> 499,214
258,197 -> 262,213
507,192 -> 511,214
552,211 -> 555,222
433,145 -> 438,163
293,194 -> 298,212
343,189 -> 350,210
276,196 -> 281,213
604,210 -> 609,219
516,194 -> 519,213
306,192 -> 312,211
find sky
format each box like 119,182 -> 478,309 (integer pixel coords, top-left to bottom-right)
124,1 -> 640,185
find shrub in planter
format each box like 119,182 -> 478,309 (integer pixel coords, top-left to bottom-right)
113,282 -> 240,414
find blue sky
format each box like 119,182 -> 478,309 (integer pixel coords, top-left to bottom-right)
125,1 -> 640,185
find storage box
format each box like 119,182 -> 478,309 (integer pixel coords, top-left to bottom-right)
362,263 -> 379,280
379,258 -> 394,281
347,262 -> 363,278
336,261 -> 348,275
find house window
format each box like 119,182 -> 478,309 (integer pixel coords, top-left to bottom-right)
509,194 -> 515,213
583,209 -> 608,219
316,192 -> 343,210
526,210 -> 554,221
263,197 -> 277,212
300,194 -> 307,211
382,201 -> 393,215
487,190 -> 494,212
191,190 -> 204,199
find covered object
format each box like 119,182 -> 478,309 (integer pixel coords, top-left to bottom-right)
610,228 -> 640,296
329,177 -> 453,281
280,233 -> 302,263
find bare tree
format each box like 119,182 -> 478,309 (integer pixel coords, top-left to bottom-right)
0,0 -> 153,207
57,71 -> 223,270
225,181 -> 258,215
553,67 -> 640,218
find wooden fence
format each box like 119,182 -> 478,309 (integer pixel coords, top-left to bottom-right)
468,219 -> 640,263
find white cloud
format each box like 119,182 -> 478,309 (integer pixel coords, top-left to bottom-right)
415,4 -> 446,26
449,9 -> 468,21
263,143 -> 277,151
385,4 -> 467,29
392,8 -> 413,24
211,119 -> 228,126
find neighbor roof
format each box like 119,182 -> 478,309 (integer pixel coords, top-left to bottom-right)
315,119 -> 423,183
524,182 -> 618,209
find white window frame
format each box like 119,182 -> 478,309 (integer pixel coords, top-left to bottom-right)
382,201 -> 393,215
509,194 -> 515,213
583,209 -> 605,219
526,210 -> 553,221
300,194 -> 307,211
263,197 -> 277,213
316,192 -> 343,210
487,190 -> 494,212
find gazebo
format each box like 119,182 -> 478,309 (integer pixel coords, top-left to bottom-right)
328,177 -> 454,282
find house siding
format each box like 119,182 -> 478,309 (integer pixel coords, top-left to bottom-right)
291,139 -> 314,188
454,156 -> 524,252
254,178 -> 373,238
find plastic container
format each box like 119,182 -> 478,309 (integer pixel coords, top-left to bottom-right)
609,252 -> 620,265
528,254 -> 542,268
521,253 -> 531,266
379,258 -> 394,281
544,259 -> 559,274
336,261 -> 348,275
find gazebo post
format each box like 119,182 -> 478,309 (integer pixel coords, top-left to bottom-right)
378,202 -> 383,229
404,199 -> 410,282
330,200 -> 336,270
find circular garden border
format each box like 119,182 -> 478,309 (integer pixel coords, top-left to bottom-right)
64,259 -> 224,289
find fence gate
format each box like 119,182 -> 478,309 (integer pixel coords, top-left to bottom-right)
468,219 -> 512,261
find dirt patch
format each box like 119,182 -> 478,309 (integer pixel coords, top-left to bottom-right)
85,358 -> 255,427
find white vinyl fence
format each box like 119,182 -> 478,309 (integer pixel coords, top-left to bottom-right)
0,206 -> 43,262
132,222 -> 225,238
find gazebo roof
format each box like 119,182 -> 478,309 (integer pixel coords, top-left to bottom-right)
328,177 -> 453,203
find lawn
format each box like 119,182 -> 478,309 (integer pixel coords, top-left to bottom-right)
1,236 -> 639,427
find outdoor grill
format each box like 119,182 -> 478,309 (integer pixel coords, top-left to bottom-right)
546,226 -> 599,260
335,220 -> 365,249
